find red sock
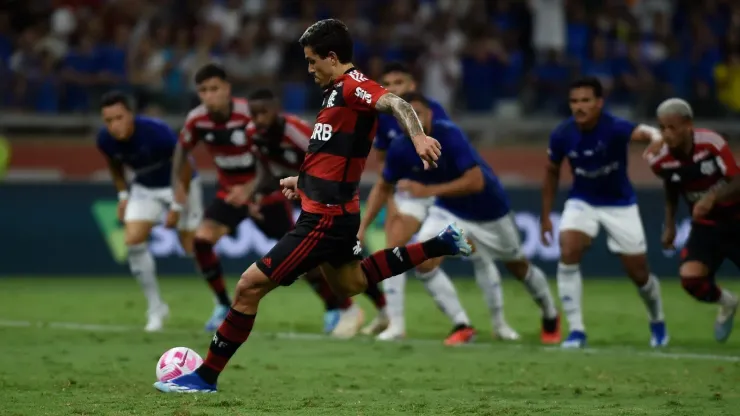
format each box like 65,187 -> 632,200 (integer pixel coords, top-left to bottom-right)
361,242 -> 431,284
194,238 -> 231,306
196,308 -> 254,384
363,280 -> 386,309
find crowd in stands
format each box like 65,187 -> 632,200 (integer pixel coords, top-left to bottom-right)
2,0 -> 740,118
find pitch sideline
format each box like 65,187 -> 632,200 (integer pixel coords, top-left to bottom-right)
0,318 -> 738,363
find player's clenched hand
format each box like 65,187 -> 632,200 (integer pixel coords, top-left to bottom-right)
661,224 -> 676,250
396,179 -> 431,198
642,139 -> 664,160
693,192 -> 716,220
164,210 -> 180,228
540,216 -> 554,246
117,199 -> 128,222
225,185 -> 249,206
280,176 -> 300,200
412,134 -> 441,170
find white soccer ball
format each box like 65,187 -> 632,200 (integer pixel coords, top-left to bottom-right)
156,347 -> 203,382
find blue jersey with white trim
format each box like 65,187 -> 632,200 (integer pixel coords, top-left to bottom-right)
373,97 -> 449,151
548,112 -> 637,206
382,119 -> 510,221
97,116 -> 196,188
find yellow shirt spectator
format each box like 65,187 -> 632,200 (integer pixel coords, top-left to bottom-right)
715,56 -> 740,112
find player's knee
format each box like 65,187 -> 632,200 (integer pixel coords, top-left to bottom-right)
124,232 -> 148,247
681,277 -> 716,302
559,244 -> 584,265
235,266 -> 272,304
503,259 -> 529,280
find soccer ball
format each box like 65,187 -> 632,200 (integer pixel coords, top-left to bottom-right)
155,347 -> 203,382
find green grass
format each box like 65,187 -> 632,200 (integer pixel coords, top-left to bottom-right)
1,277 -> 739,415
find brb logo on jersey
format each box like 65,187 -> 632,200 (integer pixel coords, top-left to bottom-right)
311,123 -> 333,141
355,87 -> 372,105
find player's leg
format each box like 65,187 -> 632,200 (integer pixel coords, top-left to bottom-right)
176,176 -> 205,256
123,189 -> 168,332
365,195 -> 428,338
303,268 -> 355,334
478,213 -> 559,344
680,223 -> 737,342
154,216 -> 323,393
557,199 -> 599,348
195,199 -> 244,331
599,204 -> 667,347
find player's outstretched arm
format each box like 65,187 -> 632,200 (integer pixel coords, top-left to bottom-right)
104,156 -> 128,197
359,178 -> 394,241
375,93 -> 441,169
170,142 -> 191,203
540,160 -> 560,245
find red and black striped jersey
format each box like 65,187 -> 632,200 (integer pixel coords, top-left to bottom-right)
649,128 -> 740,224
298,68 -> 388,215
180,98 -> 253,199
246,113 -> 311,178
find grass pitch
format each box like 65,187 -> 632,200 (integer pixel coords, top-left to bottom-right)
0,276 -> 739,415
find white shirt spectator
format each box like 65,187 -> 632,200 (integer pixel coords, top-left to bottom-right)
421,28 -> 464,112
529,0 -> 566,54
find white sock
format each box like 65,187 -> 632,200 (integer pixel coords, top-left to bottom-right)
128,243 -> 163,313
471,256 -> 506,328
382,273 -> 407,329
637,274 -> 665,322
417,267 -> 471,326
522,264 -> 558,319
719,288 -> 738,307
557,262 -> 584,332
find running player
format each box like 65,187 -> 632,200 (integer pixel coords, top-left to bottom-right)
360,92 -> 561,344
245,87 -> 387,338
155,18 -> 470,393
649,98 -> 739,342
365,62 -> 458,340
540,77 -> 667,348
96,91 -> 203,332
172,64 -> 295,332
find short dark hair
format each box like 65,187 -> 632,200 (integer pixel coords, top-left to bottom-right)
194,63 -> 228,85
382,61 -> 412,77
248,88 -> 276,101
100,90 -> 133,111
569,77 -> 603,98
298,19 -> 353,63
400,92 -> 429,108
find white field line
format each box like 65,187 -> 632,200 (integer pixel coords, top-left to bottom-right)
1,319 -> 739,363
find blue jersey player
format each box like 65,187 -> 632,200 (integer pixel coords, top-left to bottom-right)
97,91 -> 202,332
363,62 -> 453,340
540,78 -> 667,348
361,92 -> 561,345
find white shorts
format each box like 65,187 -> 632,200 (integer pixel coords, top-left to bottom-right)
124,177 -> 204,231
418,205 -> 524,261
393,191 -> 435,223
559,199 -> 647,254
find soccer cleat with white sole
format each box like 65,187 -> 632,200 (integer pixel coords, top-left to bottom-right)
145,303 -> 169,332
493,324 -> 520,341
205,304 -> 229,332
360,310 -> 390,336
715,295 -> 738,343
649,321 -> 669,347
331,304 -> 365,339
154,372 -> 217,393
436,223 -> 473,257
561,330 -> 587,349
376,325 -> 406,341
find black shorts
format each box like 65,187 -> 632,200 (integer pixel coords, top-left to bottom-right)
257,212 -> 363,286
204,198 -> 294,240
682,221 -> 740,277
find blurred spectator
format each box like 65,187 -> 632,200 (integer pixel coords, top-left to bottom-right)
715,52 -> 740,114
419,12 -> 463,112
528,49 -> 570,114
580,36 -> 615,96
654,40 -> 692,99
529,0 -> 566,57
461,35 -> 509,112
60,33 -> 100,112
205,0 -> 246,43
613,40 -> 654,111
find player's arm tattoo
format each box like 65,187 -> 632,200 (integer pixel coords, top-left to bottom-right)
714,176 -> 740,203
105,157 -> 127,193
375,93 -> 425,139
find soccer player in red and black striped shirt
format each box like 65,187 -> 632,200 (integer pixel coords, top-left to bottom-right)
649,98 -> 740,342
155,19 -> 473,393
